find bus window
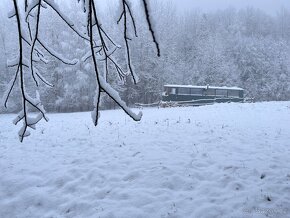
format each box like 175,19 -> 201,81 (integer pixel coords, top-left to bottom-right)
179,88 -> 191,95
228,90 -> 240,97
216,89 -> 227,97
190,88 -> 203,95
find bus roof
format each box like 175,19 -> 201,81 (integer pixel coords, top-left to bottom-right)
164,84 -> 244,91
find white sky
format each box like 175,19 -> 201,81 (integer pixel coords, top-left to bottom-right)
175,0 -> 290,15
1,0 -> 290,16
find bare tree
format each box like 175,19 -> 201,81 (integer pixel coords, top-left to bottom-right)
3,0 -> 159,142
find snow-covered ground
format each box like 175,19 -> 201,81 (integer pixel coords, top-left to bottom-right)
0,102 -> 290,218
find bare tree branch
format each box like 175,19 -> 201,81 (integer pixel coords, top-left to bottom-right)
88,0 -> 142,126
122,0 -> 135,83
4,0 -> 160,141
2,66 -> 19,108
43,0 -> 89,41
37,39 -> 78,65
29,0 -> 42,86
142,0 -> 160,57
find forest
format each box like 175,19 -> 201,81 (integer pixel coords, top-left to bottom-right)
1,1 -> 290,113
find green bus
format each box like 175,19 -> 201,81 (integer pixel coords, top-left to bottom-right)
161,84 -> 244,106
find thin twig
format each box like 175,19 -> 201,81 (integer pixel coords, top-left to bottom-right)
142,0 -> 160,57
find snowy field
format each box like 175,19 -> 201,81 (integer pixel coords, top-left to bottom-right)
0,102 -> 290,218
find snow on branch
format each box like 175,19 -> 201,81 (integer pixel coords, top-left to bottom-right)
1,66 -> 19,108
99,75 -> 143,121
88,0 -> 142,126
37,39 -> 78,65
118,0 -> 139,84
7,0 -> 49,142
4,0 -> 81,141
43,0 -> 89,41
4,0 -> 159,141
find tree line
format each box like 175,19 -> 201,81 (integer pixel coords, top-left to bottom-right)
1,1 -> 290,113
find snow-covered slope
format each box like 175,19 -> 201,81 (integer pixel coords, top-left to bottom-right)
0,102 -> 290,218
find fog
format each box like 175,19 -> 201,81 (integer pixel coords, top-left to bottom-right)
176,0 -> 290,15
1,0 -> 290,114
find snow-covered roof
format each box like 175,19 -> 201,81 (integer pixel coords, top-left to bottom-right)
164,84 -> 244,91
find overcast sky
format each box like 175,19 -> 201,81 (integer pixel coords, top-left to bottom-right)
1,0 -> 290,16
175,0 -> 290,15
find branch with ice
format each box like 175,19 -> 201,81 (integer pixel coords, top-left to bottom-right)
98,76 -> 143,122
13,91 -> 49,142
3,0 -> 160,141
1,66 -> 19,108
7,0 -> 50,142
5,0 -> 78,141
118,0 -> 139,84
37,39 -> 78,65
80,0 -> 160,127
43,0 -> 89,41
26,0 -> 77,86
88,0 -> 142,126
